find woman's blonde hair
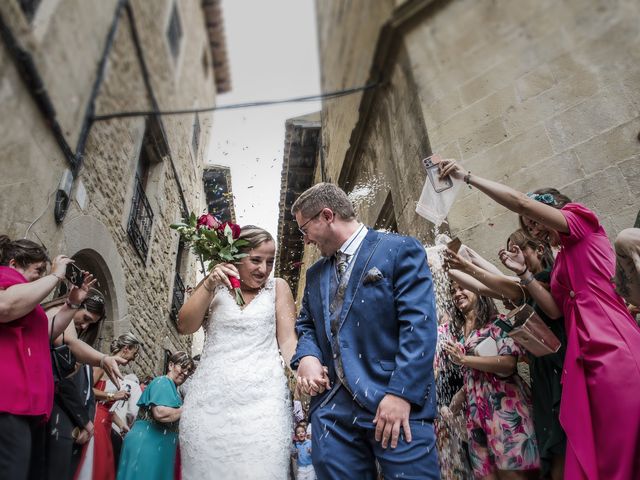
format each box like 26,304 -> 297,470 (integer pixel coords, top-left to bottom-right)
110,332 -> 141,355
237,225 -> 274,253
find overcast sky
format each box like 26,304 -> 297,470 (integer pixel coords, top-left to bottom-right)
206,0 -> 321,239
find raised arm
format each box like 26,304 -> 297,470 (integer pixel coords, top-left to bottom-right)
447,269 -> 506,300
446,249 -> 525,304
275,278 -> 298,368
52,319 -> 125,387
0,255 -> 72,323
439,159 -> 569,234
498,246 -> 562,319
177,263 -> 239,334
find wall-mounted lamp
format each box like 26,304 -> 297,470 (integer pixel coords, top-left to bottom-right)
54,169 -> 74,224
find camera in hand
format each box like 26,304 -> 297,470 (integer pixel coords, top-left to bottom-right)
65,262 -> 84,288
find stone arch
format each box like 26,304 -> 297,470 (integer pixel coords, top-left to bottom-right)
63,215 -> 129,351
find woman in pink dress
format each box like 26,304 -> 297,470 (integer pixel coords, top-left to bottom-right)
439,159 -> 640,479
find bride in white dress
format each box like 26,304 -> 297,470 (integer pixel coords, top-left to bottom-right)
177,226 -> 298,479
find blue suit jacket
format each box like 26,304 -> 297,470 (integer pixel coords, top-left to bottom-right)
291,229 -> 438,419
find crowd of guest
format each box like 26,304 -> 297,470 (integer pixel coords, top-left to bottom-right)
431,161 -> 640,480
0,235 -> 195,480
2,162 -> 639,480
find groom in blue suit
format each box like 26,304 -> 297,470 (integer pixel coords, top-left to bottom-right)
291,183 -> 439,479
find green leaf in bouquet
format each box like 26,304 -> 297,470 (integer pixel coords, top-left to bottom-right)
224,224 -> 234,242
202,229 -> 222,247
170,222 -> 188,229
231,239 -> 250,248
234,253 -> 249,259
189,212 -> 197,225
220,252 -> 235,262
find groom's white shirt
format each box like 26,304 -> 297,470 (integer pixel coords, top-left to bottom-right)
336,223 -> 368,266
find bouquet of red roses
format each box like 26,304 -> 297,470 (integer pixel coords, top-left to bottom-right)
170,212 -> 247,305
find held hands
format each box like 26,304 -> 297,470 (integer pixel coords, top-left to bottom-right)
295,356 -> 331,397
203,263 -> 239,291
498,245 -> 527,274
373,394 -> 412,449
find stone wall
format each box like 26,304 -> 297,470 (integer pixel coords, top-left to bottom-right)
309,0 -> 640,274
405,0 -> 640,261
0,0 -> 222,376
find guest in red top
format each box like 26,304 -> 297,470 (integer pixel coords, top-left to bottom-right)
0,235 -> 95,479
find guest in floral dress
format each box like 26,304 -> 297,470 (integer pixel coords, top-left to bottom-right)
443,283 -> 539,479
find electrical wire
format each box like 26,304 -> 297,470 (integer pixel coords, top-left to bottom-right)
92,82 -> 380,121
24,186 -> 57,239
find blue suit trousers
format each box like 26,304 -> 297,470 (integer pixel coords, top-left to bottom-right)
311,387 -> 440,480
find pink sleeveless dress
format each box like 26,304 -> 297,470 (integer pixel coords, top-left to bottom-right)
551,203 -> 640,479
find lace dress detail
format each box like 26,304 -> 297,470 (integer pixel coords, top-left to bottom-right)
179,279 -> 292,479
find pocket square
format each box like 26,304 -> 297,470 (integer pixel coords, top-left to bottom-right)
363,267 -> 384,284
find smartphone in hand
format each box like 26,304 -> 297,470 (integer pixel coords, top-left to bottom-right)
65,263 -> 84,288
422,155 -> 453,193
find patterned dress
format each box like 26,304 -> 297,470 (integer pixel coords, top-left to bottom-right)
460,319 -> 539,478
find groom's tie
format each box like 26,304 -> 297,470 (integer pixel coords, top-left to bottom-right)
335,251 -> 350,283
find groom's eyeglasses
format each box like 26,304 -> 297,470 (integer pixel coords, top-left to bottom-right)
298,209 -> 324,236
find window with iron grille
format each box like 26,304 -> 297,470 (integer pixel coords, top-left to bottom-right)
170,270 -> 186,322
192,113 -> 201,157
127,174 -> 154,261
166,2 -> 183,61
170,242 -> 187,322
18,0 -> 42,22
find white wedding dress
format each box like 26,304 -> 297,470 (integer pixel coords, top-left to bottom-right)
180,279 -> 292,479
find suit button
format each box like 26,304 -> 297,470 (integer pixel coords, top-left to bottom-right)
569,290 -> 575,298
333,353 -> 337,359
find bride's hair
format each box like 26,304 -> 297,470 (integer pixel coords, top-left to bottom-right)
237,225 -> 274,252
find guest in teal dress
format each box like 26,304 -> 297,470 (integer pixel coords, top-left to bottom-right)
117,352 -> 193,480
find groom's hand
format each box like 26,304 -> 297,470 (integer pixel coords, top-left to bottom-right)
373,394 -> 412,449
296,356 -> 331,396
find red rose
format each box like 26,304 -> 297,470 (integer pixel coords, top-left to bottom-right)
197,214 -> 220,230
217,221 -> 241,239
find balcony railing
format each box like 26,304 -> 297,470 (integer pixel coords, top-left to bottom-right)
127,175 -> 154,261
170,271 -> 186,322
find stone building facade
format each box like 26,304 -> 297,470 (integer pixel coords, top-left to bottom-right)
280,0 -> 640,302
0,0 -> 230,375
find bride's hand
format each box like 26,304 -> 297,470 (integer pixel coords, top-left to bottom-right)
203,263 -> 239,291
296,357 -> 331,396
